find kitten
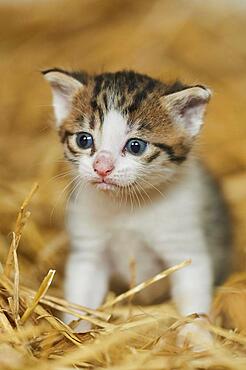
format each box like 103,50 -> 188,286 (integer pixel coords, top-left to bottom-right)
42,68 -> 230,339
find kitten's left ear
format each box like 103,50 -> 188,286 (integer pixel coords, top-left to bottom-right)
161,86 -> 211,137
42,69 -> 83,126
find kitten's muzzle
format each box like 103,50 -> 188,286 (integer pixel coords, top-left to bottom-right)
93,150 -> 115,178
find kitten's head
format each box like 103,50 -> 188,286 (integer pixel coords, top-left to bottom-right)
43,69 -> 211,193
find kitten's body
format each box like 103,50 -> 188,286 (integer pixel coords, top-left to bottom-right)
43,69 -> 230,337
66,157 -> 229,314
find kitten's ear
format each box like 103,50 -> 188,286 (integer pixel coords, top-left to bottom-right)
161,86 -> 211,136
42,69 -> 83,126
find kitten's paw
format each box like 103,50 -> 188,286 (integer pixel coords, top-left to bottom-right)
73,320 -> 92,333
177,318 -> 213,352
63,312 -> 74,325
63,313 -> 92,332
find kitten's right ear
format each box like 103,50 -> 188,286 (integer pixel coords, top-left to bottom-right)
161,86 -> 211,137
42,69 -> 83,126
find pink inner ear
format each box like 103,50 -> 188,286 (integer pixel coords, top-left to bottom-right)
180,96 -> 206,117
43,70 -> 83,126
165,89 -> 210,137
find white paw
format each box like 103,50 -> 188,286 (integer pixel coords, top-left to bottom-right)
177,318 -> 213,352
63,312 -> 74,325
63,312 -> 92,332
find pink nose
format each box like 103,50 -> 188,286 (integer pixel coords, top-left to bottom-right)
93,151 -> 115,178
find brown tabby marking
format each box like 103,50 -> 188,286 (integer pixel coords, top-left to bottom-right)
49,69 -> 195,165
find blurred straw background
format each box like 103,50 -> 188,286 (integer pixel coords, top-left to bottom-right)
0,0 -> 246,369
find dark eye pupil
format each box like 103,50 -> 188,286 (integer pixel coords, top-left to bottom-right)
126,138 -> 147,156
76,133 -> 93,149
80,135 -> 88,145
131,141 -> 141,153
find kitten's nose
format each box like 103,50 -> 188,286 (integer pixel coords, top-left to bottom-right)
93,151 -> 115,178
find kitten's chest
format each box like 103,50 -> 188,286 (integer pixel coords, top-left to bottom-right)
98,197 -> 179,242
71,178 -> 200,242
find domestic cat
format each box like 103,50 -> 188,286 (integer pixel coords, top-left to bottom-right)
43,68 -> 230,342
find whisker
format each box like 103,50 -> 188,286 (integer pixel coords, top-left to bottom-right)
65,177 -> 82,212
76,178 -> 92,203
139,177 -> 166,199
135,180 -> 152,203
130,183 -> 141,209
49,174 -> 81,222
74,179 -> 86,204
130,184 -> 134,212
46,169 -> 76,183
134,181 -> 147,206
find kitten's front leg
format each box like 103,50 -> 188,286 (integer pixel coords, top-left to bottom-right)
167,252 -> 213,316
158,240 -> 213,348
64,240 -> 109,326
169,251 -> 213,349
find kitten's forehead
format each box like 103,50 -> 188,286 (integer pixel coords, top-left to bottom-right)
89,71 -> 162,120
68,71 -> 168,137
100,110 -> 128,154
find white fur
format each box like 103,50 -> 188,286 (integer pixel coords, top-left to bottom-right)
64,109 -> 213,327
77,110 -> 144,188
100,109 -> 128,154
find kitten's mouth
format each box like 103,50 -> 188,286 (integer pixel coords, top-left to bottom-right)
92,179 -> 118,191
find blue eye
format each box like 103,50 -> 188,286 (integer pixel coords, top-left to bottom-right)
76,132 -> 94,149
125,138 -> 147,156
